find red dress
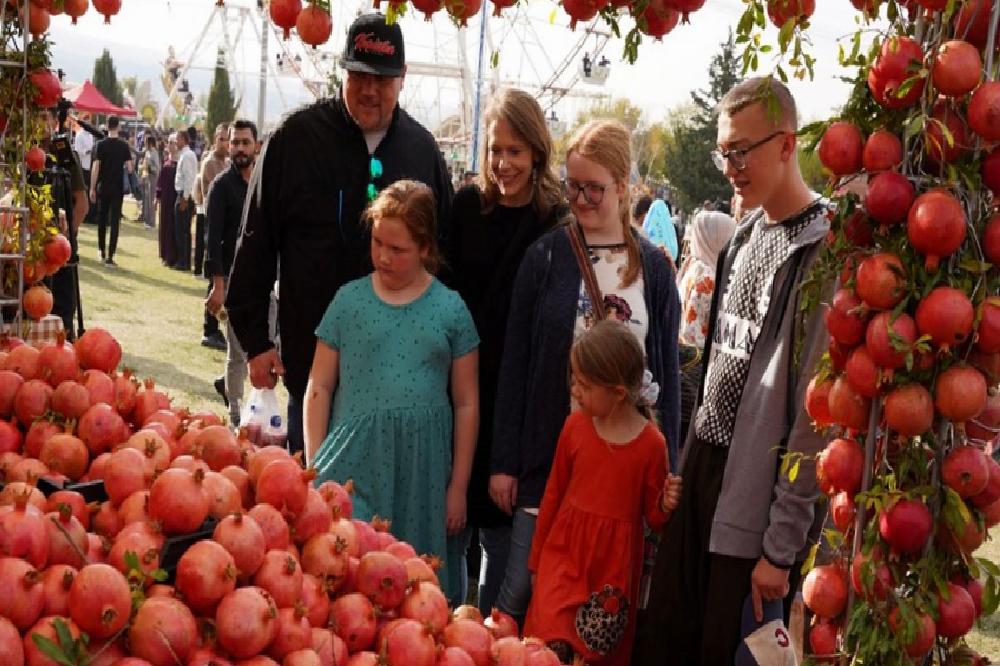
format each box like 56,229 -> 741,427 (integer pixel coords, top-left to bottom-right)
525,411 -> 669,666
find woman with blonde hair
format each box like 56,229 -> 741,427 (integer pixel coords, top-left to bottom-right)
447,87 -> 569,611
488,119 -> 681,628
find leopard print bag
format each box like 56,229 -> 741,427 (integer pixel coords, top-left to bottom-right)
574,584 -> 630,657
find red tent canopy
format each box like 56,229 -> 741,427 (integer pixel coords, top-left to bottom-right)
63,80 -> 137,117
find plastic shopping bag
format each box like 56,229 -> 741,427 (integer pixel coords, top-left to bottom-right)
241,388 -> 287,449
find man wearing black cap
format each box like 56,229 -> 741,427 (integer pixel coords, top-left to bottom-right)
225,13 -> 453,455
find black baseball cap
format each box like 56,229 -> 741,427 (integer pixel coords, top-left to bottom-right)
341,14 -> 406,77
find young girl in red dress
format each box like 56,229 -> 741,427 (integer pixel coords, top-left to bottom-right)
525,320 -> 682,665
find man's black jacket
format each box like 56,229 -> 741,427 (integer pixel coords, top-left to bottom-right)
225,95 -> 453,397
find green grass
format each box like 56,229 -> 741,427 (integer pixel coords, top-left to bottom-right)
77,202 -> 999,657
74,200 -> 286,417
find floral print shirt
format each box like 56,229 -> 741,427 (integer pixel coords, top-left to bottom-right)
574,244 -> 648,347
677,259 -> 715,349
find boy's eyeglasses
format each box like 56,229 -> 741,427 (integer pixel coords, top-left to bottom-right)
367,156 -> 383,202
565,179 -> 610,205
710,131 -> 787,173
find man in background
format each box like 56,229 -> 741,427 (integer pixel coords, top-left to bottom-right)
196,123 -> 230,351
89,115 -> 132,266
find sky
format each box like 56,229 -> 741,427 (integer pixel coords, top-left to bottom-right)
45,0 -> 877,132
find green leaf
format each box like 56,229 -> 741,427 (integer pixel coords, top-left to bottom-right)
490,50 -> 500,69
983,576 -> 999,616
800,542 -> 819,575
53,618 -> 74,654
789,459 -> 800,483
30,633 -> 74,666
979,557 -> 1000,578
903,113 -> 925,140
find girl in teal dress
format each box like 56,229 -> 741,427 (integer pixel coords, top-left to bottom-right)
303,180 -> 480,604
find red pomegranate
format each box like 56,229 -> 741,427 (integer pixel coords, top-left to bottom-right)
864,172 -> 914,227
845,346 -> 880,398
954,0 -> 995,48
91,0 -> 119,22
329,592 -> 377,653
23,616 -> 82,665
868,36 -> 925,109
855,253 -> 906,310
932,40 -> 982,97
0,557 -> 45,630
866,311 -> 917,370
915,287 -> 974,351
51,380 -> 90,420
301,532 -> 350,592
968,392 -> 1000,444
766,0 -> 814,26
300,573 -> 331,628
25,146 -> 46,172
46,489 -> 88,529
560,0 -> 605,30
0,371 -> 24,418
638,4 -> 679,39
830,490 -> 856,532
25,3 -> 50,37
132,378 -> 170,428
112,369 -> 139,416
62,0 -> 88,22
825,288 -> 869,347
30,68 -> 62,106
269,0 -> 301,38
818,121 -> 864,176
0,419 -> 22,455
117,490 -> 149,526
828,376 -> 871,432
196,425 -> 242,471
43,234 -> 71,272
103,446 -> 151,506
862,129 -> 902,172
883,384 -> 934,438
356,551 -> 407,610
381,618 -> 436,666
40,564 -> 75,617
213,511 -> 267,578
968,81 -> 1000,142
399,581 -> 449,633
37,336 -> 79,389
44,505 -> 87,568
215,586 -> 280,659
129,596 -> 198,665
937,582 -> 976,639
5,344 -> 40,381
805,376 -> 834,427
296,4 -> 332,46
980,214 -> 1000,270
817,438 -> 864,496
22,285 -> 53,321
879,498 -> 932,554
39,433 -> 88,481
68,563 -> 130,639
203,471 -> 242,520
317,479 -> 354,519
75,328 -> 121,374
89,500 -> 121,539
248,446 -> 292,484
107,530 -> 162,583
254,549 -> 304,609
808,620 -> 838,662
256,458 -> 315,515
662,0 -> 704,21
976,296 -> 1000,354
412,0 -> 442,19
176,539 -> 238,613
269,606 -> 313,661
78,403 -> 127,456
889,608 -> 935,657
220,464 -> 253,509
850,547 -> 893,601
935,365 -> 988,425
249,503 -> 292,551
442,619 -> 492,666
943,446 -> 990,498
906,189 -> 967,271
292,490 -> 334,545
148,467 -> 210,534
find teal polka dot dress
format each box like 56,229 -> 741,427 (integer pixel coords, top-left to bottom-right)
312,275 -> 479,603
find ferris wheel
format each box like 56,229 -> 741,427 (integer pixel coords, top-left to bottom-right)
156,0 -> 612,170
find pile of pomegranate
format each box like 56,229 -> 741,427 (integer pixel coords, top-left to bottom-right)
802,0 -> 1000,662
0,326 -> 560,665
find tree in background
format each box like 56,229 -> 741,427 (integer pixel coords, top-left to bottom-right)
662,30 -> 741,213
205,49 -> 239,139
93,49 -> 124,107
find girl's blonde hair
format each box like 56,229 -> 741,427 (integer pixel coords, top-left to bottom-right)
478,88 -> 563,219
571,320 -> 652,420
365,179 -> 442,273
565,119 -> 640,287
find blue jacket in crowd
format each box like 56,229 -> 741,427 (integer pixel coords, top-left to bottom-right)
643,199 -> 679,260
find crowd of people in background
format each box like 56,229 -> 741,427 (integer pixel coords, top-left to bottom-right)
50,10 -> 850,664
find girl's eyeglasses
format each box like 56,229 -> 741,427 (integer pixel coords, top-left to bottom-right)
367,156 -> 384,202
565,179 -> 610,205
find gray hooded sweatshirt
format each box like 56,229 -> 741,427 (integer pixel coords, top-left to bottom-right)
683,203 -> 832,568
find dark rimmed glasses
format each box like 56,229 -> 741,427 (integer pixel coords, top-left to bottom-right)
565,179 -> 611,205
710,131 -> 788,172
367,156 -> 384,202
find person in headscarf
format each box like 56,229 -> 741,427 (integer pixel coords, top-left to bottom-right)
676,210 -> 737,349
642,199 -> 679,263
